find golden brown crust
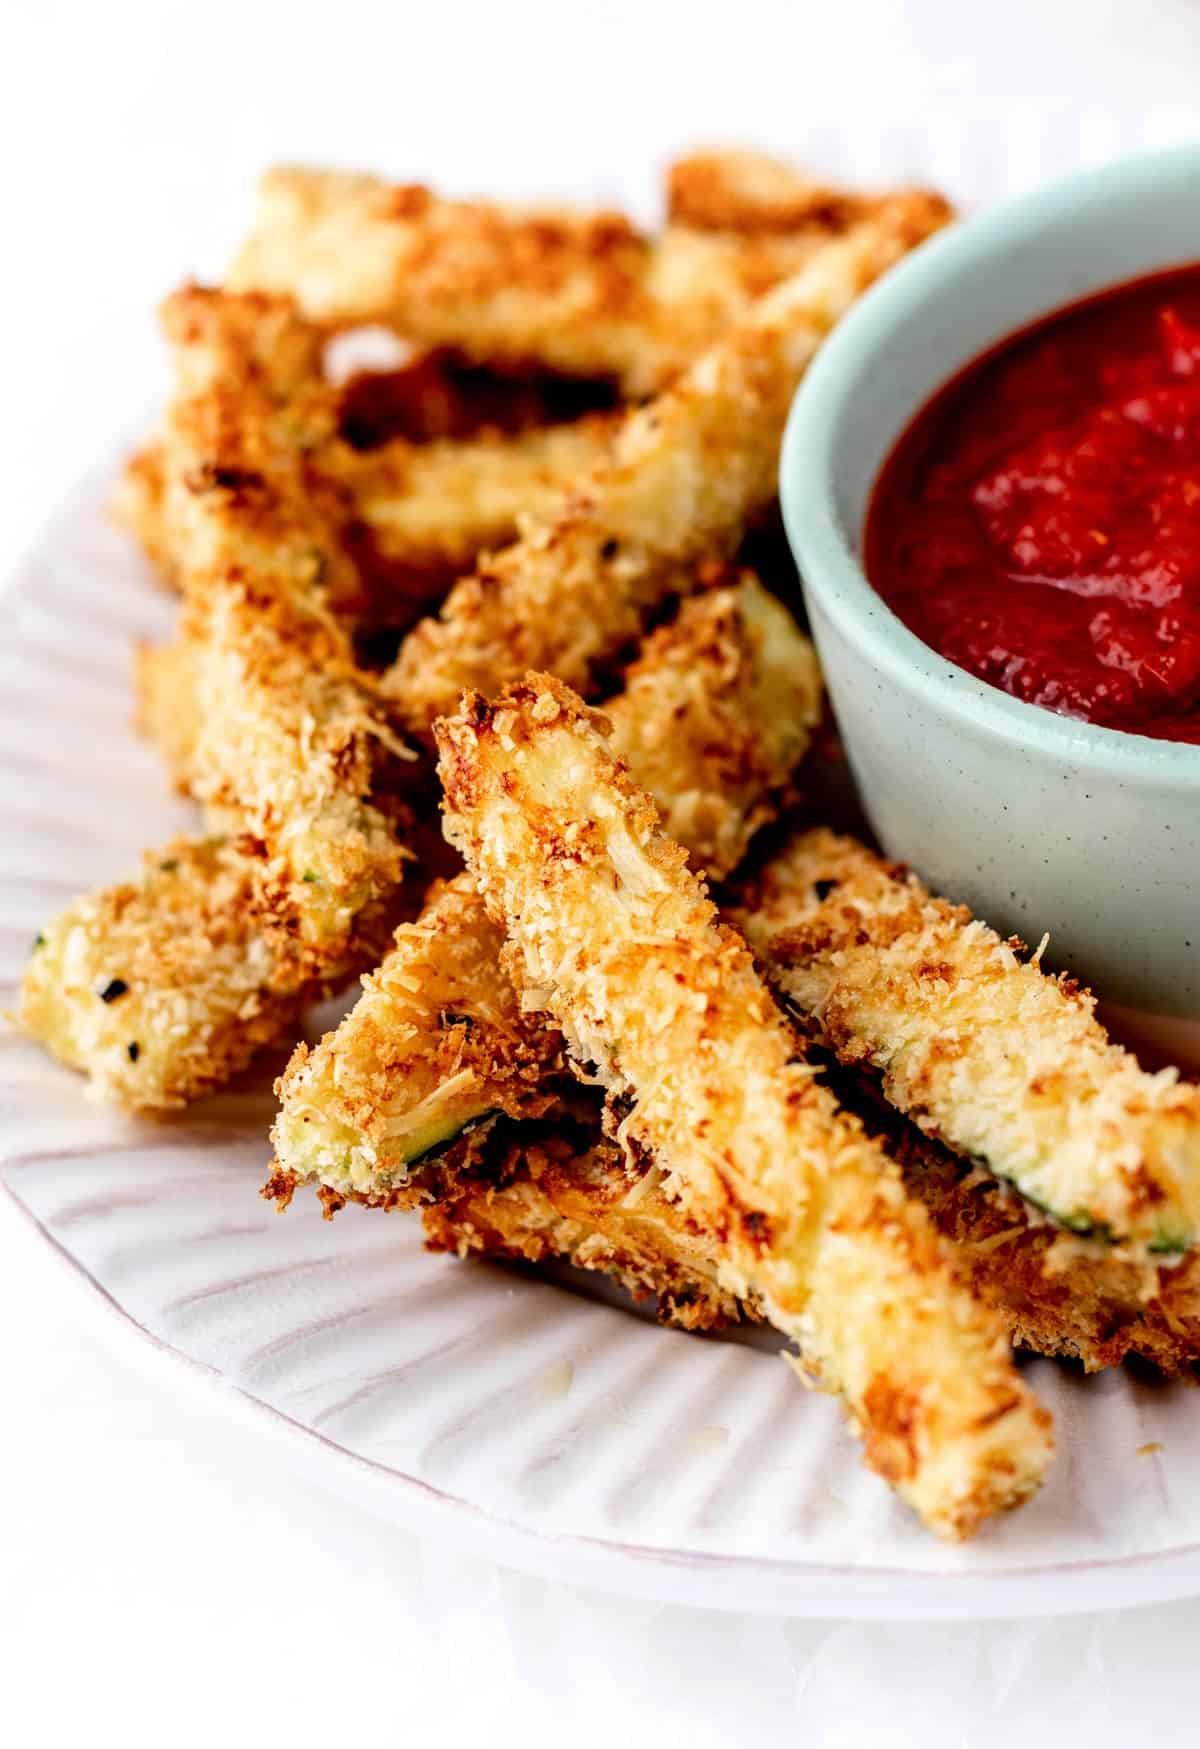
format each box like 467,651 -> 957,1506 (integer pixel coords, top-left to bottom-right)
334,412 -> 620,587
112,441 -> 175,581
230,166 -> 950,395
421,1130 -> 754,1331
270,873 -> 569,1199
435,673 -> 1053,1538
733,827 -> 1200,1259
419,1083 -> 1200,1373
665,147 -> 877,234
16,835 -> 394,1111
134,638 -> 200,793
386,198 -> 946,745
182,578 -> 414,952
27,288 -> 427,1108
816,1062 -> 1200,1377
120,412 -> 619,609
606,576 -> 820,874
149,286 -> 421,949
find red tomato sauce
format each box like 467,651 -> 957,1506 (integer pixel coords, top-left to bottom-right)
865,266 -> 1200,743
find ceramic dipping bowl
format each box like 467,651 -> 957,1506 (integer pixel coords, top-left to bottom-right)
780,144 -> 1200,1044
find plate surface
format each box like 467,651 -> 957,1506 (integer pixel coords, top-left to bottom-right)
4,466 -> 1200,1620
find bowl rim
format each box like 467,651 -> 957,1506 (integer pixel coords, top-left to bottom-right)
780,140 -> 1200,784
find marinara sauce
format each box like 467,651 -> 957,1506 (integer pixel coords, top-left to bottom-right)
865,266 -> 1200,742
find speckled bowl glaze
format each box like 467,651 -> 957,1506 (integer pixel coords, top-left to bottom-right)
781,144 -> 1200,1023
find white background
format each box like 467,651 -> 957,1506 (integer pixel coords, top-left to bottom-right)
6,1 -> 1200,1743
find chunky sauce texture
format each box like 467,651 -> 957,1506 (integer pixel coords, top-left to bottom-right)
866,266 -> 1200,742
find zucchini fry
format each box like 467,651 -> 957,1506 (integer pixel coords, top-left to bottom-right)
665,147 -> 872,234
271,576 -> 821,1199
230,166 -> 949,395
157,286 -> 419,948
184,582 -> 414,952
271,872 -> 568,1200
333,411 -> 619,587
419,1086 -> 1200,1377
435,675 -> 1053,1539
388,194 -> 946,743
733,829 -> 1200,1260
607,576 -> 820,874
119,413 -> 618,602
17,837 -> 360,1111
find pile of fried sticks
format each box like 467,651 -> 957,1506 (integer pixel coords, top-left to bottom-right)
22,151 -> 1200,1540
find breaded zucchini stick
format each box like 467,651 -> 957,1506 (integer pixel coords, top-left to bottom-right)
155,286 -> 419,947
17,837 -> 356,1110
436,675 -> 1053,1539
607,576 -> 820,874
118,413 -> 618,599
665,147 -> 872,234
155,285 -> 364,621
37,224 -> 846,1113
419,1084 -> 1200,1377
271,576 -> 821,1199
334,411 -> 619,587
732,829 -> 1200,1260
387,195 -> 946,742
230,166 -> 948,395
183,581 -> 414,951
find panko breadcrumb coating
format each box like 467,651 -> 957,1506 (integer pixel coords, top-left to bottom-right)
898,1130 -> 1200,1378
20,288 -> 419,1105
287,798 -> 1200,1371
337,412 -> 620,590
435,674 -> 1053,1539
119,412 -> 619,606
230,165 -> 949,395
108,208 -> 930,1107
416,1073 -> 1200,1376
665,147 -> 873,234
272,872 -> 569,1199
159,285 -> 420,949
112,441 -> 174,581
17,837 -> 366,1110
421,1126 -> 755,1332
733,829 -> 1200,1261
386,195 -> 948,743
183,579 -> 414,951
608,576 -> 820,875
270,576 -> 821,1198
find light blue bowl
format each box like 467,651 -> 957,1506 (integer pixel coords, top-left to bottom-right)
781,144 -> 1200,1023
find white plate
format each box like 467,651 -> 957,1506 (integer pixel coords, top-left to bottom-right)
5,465 -> 1200,1620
